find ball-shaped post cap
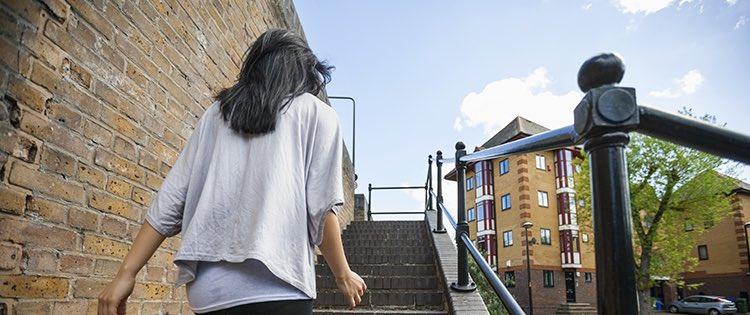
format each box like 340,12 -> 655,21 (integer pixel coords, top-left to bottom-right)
437,150 -> 443,156
577,53 -> 625,92
455,142 -> 466,150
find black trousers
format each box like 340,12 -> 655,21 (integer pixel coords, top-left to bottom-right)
200,299 -> 313,315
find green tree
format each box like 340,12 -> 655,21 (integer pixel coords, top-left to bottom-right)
574,111 -> 737,313
468,254 -> 510,315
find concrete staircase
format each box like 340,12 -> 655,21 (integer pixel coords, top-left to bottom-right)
556,303 -> 598,314
314,221 -> 447,314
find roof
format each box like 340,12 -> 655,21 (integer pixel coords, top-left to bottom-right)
733,179 -> 750,194
444,116 -> 550,181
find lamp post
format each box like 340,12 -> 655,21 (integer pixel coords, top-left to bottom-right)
522,221 -> 534,315
328,96 -> 356,180
745,222 -> 750,274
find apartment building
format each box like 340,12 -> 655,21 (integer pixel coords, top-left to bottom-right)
446,117 -> 597,313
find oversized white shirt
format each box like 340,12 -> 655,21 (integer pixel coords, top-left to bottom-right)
145,93 -> 344,298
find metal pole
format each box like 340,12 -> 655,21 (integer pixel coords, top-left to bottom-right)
433,150 -> 447,234
451,142 -> 477,292
585,132 -> 639,315
367,183 -> 372,221
523,222 -> 534,315
427,155 -> 434,211
328,96 -> 356,175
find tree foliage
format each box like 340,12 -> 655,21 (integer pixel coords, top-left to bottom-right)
574,111 -> 737,297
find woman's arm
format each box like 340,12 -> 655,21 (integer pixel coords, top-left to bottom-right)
318,212 -> 367,309
98,221 -> 167,315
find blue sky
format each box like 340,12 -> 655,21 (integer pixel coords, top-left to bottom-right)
295,0 -> 750,217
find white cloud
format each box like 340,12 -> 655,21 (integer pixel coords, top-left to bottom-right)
456,67 -> 582,135
727,0 -> 738,5
678,69 -> 704,94
648,88 -> 681,98
453,117 -> 463,131
648,69 -> 704,98
404,162 -> 459,233
616,0 -> 676,14
582,3 -> 593,10
736,16 -> 747,29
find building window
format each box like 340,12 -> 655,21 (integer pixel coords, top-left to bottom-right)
584,272 -> 593,283
466,176 -> 474,190
540,228 -> 552,245
502,230 -> 513,247
504,271 -> 516,287
582,233 -> 589,243
468,208 -> 475,221
698,245 -> 709,260
477,203 -> 485,221
501,194 -> 511,210
543,270 -> 554,287
537,191 -> 549,207
499,159 -> 509,175
684,221 -> 694,231
535,154 -> 546,170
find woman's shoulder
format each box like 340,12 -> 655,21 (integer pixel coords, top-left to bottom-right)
291,93 -> 338,121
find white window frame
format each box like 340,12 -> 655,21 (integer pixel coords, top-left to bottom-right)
502,230 -> 513,247
537,191 -> 549,207
535,154 -> 546,170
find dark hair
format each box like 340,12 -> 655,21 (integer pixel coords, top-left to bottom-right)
216,29 -> 333,134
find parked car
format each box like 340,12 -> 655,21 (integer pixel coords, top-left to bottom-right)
668,295 -> 737,315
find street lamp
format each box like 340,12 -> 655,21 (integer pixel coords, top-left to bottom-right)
522,221 -> 535,315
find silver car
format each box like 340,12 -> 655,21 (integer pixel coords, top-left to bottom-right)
668,295 -> 737,315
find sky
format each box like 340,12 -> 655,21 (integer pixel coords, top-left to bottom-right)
295,0 -> 750,221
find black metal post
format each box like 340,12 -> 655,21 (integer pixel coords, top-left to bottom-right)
367,183 -> 372,221
451,142 -> 477,292
433,150 -> 447,234
522,222 -> 534,315
427,155 -> 434,211
585,132 -> 639,315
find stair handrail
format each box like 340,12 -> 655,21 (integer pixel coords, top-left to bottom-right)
430,53 -> 750,314
430,151 -> 526,315
367,183 -> 427,221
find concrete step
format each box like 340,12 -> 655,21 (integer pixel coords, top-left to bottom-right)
316,264 -> 437,277
322,253 -> 434,264
315,290 -> 444,308
342,234 -> 429,241
345,246 -> 433,256
556,303 -> 597,315
343,239 -> 429,248
316,275 -> 439,290
314,309 -> 447,315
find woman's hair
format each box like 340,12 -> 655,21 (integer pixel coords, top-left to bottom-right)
216,29 -> 333,135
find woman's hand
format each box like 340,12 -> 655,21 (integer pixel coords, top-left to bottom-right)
97,273 -> 135,315
335,270 -> 367,309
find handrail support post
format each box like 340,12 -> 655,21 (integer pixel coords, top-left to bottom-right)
427,155 -> 434,211
367,183 -> 372,221
451,142 -> 477,292
433,150 -> 447,234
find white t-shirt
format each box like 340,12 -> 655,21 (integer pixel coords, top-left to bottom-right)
187,259 -> 310,313
145,93 -> 344,299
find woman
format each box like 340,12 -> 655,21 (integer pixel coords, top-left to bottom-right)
98,29 -> 366,315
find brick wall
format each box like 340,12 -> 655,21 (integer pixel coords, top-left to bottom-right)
0,0 -> 355,314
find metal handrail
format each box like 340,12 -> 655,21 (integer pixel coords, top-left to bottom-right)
367,183 -> 428,221
430,190 -> 525,315
460,125 -> 579,163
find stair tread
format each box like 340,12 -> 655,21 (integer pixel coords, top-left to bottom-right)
314,309 -> 446,314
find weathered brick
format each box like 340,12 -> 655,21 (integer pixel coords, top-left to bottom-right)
41,0 -> 70,21
101,215 -> 128,237
72,277 -> 108,298
21,220 -> 79,251
99,106 -> 148,145
94,149 -> 145,182
0,186 -> 26,215
145,265 -> 165,282
93,257 -> 121,277
68,207 -> 100,231
15,300 -> 53,314
133,282 -> 170,299
62,57 -> 93,88
0,242 -> 22,271
138,150 -> 159,172
0,128 -> 39,163
82,119 -> 113,146
46,100 -> 84,132
0,274 -> 69,298
59,254 -> 94,275
88,190 -> 140,221
19,110 -> 93,159
76,163 -> 106,188
83,233 -> 129,258
106,177 -> 133,198
40,145 -> 77,177
6,76 -> 52,112
53,301 -> 95,315
26,195 -> 67,224
25,249 -> 58,273
93,80 -> 145,123
144,171 -> 163,191
8,162 -> 85,203
113,136 -> 137,161
3,0 -> 47,28
66,0 -> 115,40
132,187 -> 153,206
